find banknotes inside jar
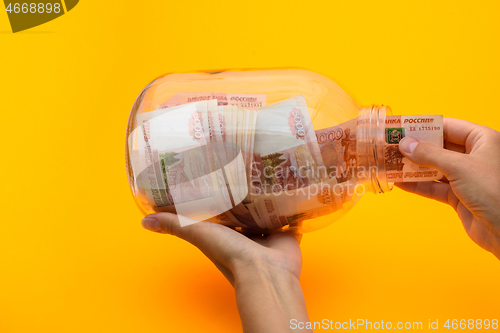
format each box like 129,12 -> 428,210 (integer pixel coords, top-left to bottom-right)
125,69 -> 443,233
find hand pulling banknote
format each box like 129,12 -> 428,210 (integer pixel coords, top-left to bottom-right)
384,115 -> 443,182
131,95 -> 444,230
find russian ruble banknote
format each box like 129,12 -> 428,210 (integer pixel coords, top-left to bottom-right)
252,95 -> 327,196
315,118 -> 358,184
384,115 -> 443,182
315,114 -> 444,186
135,102 -> 240,226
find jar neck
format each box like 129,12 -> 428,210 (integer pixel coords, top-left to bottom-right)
356,105 -> 393,194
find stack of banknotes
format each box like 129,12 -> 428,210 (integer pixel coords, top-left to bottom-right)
129,95 -> 443,229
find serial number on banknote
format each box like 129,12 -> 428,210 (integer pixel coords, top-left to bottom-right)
409,126 -> 441,131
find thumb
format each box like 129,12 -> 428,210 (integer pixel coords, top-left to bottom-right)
398,137 -> 463,176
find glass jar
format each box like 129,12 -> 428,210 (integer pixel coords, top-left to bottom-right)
125,68 -> 393,233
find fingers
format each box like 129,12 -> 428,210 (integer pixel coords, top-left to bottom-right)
141,212 -> 253,262
140,213 -> 305,264
395,181 -> 459,208
444,118 -> 479,145
444,118 -> 490,154
141,212 -> 197,238
444,140 -> 465,154
399,137 -> 465,176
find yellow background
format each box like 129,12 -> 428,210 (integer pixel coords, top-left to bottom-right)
1,1 -> 499,332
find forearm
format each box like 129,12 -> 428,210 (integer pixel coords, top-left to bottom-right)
234,263 -> 312,333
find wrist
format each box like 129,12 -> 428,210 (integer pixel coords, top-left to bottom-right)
233,257 -> 300,288
232,259 -> 310,333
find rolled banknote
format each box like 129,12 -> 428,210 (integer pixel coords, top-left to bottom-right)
251,177 -> 344,229
253,95 -> 327,196
217,105 -> 245,205
199,100 -> 234,207
136,102 -> 237,226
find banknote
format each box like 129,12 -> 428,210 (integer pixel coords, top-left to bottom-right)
136,116 -> 173,207
235,106 -> 250,201
249,153 -> 265,199
245,109 -> 258,202
146,103 -> 214,203
144,101 -> 257,227
384,115 -> 443,182
245,202 -> 266,229
315,114 -> 444,185
204,208 -> 249,228
209,103 -> 233,193
253,95 -> 327,195
213,103 -> 260,227
252,177 -> 343,229
230,203 -> 260,229
160,92 -> 266,110
217,106 -> 233,172
253,194 -> 285,229
241,109 -> 256,203
216,105 -> 240,203
221,105 -> 247,204
131,107 -> 190,209
211,104 -> 257,226
137,101 -> 235,204
199,100 -> 234,208
136,102 -> 236,225
133,100 -> 204,205
315,118 -> 358,184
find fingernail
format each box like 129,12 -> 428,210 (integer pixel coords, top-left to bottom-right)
399,137 -> 419,155
141,217 -> 162,232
